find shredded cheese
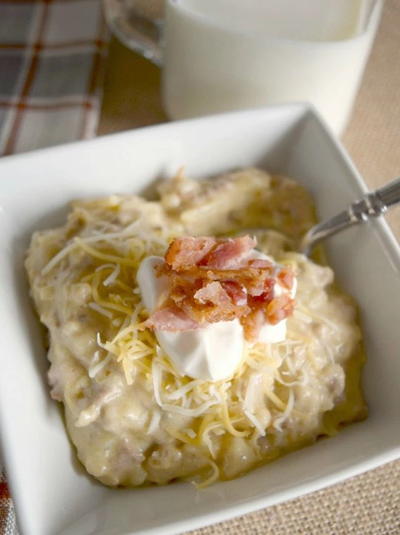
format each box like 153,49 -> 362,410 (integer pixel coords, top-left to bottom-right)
75,238 -> 139,267
89,353 -> 112,379
147,410 -> 161,434
103,263 -> 121,286
195,460 -> 220,489
41,240 -> 77,275
39,199 -> 343,472
88,302 -> 113,319
273,389 -> 295,431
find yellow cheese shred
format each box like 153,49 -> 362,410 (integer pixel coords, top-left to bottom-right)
75,237 -> 139,267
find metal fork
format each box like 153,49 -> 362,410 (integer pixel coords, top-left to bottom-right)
299,177 -> 400,255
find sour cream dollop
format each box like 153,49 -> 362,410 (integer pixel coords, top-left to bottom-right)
137,254 -> 296,381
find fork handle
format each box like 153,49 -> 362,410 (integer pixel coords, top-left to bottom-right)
300,177 -> 400,255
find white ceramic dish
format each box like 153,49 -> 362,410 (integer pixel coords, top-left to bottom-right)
0,104 -> 399,535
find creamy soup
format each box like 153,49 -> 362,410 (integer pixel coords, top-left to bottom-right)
26,168 -> 366,487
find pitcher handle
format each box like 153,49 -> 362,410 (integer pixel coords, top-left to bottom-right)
103,0 -> 164,66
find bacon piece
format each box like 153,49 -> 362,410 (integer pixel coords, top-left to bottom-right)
194,281 -> 231,305
248,278 -> 275,306
277,267 -> 294,291
158,262 -> 274,280
242,293 -> 294,341
165,237 -> 216,270
242,309 -> 265,342
183,300 -> 247,324
248,258 -> 274,269
157,264 -> 275,297
199,235 -> 256,269
144,235 -> 295,341
178,281 -> 249,324
221,281 -> 247,306
142,305 -> 200,331
165,235 -> 257,271
266,295 -> 295,325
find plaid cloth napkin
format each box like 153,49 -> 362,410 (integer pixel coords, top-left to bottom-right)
0,0 -> 108,532
0,0 -> 108,156
0,474 -> 15,535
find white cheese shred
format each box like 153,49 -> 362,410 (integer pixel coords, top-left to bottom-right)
194,460 -> 220,489
88,302 -> 113,318
273,389 -> 295,432
89,353 -> 112,379
147,410 -> 161,434
103,264 -> 121,287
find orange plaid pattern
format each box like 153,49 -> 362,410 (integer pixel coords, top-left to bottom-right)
0,0 -> 108,156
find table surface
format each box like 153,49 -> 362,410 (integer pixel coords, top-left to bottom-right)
98,2 -> 400,533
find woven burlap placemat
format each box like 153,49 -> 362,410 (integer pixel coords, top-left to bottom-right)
99,2 -> 400,532
188,460 -> 400,535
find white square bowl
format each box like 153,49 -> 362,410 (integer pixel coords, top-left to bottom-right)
0,104 -> 399,535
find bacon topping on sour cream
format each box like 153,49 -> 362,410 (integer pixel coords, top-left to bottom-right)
141,236 -> 295,341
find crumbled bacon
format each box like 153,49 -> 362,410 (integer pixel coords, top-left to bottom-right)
242,309 -> 265,343
248,278 -> 275,306
220,281 -> 247,306
277,267 -> 294,291
266,294 -> 295,325
144,236 -> 295,341
165,236 -> 216,270
248,258 -> 274,269
199,235 -> 256,269
156,264 -> 275,297
165,235 -> 257,271
176,280 -> 249,324
194,281 -> 231,305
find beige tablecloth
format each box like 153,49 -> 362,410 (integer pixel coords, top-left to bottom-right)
98,2 -> 400,533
